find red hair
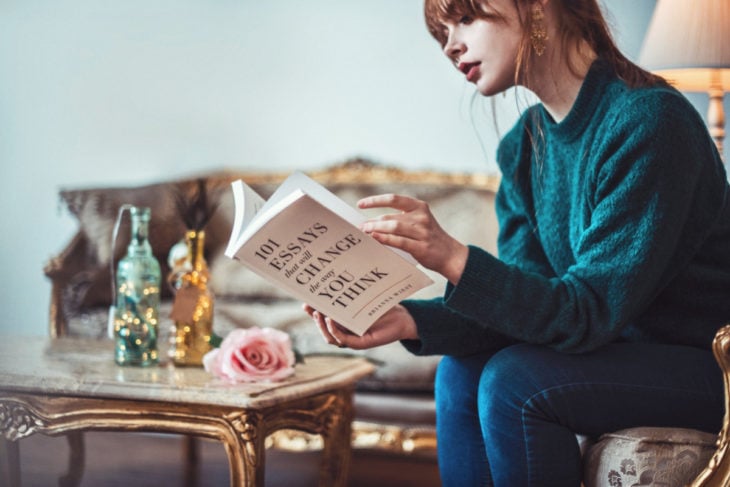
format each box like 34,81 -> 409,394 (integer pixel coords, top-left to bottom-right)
423,0 -> 666,90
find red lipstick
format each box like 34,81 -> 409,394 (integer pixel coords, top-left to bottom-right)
458,62 -> 481,82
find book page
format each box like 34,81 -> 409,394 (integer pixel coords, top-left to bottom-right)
234,194 -> 433,335
225,180 -> 267,258
272,171 -> 417,264
226,187 -> 305,259
226,172 -> 361,260
267,171 -> 366,226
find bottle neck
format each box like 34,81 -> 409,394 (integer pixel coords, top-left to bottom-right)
186,229 -> 207,272
127,208 -> 153,255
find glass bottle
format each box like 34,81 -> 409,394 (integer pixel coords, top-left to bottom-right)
168,229 -> 214,366
113,206 -> 161,366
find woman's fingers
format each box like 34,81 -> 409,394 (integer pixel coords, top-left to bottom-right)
367,231 -> 420,257
303,304 -> 419,351
304,304 -> 354,348
303,304 -> 339,346
358,193 -> 423,212
358,195 -> 431,244
362,214 -> 428,239
325,316 -> 354,347
355,192 -> 466,282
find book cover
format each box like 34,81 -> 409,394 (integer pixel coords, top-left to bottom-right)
225,172 -> 434,336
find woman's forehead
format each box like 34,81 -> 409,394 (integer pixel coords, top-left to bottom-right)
425,0 -> 513,23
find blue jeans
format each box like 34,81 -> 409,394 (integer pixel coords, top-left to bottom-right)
434,343 -> 724,487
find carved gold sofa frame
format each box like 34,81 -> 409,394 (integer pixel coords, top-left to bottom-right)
691,324 -> 730,486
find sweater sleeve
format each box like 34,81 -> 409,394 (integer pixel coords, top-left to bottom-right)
495,168 -> 556,277
438,90 -> 726,353
494,110 -> 556,277
399,298 -> 518,356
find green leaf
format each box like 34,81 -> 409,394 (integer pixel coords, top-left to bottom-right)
294,349 -> 306,364
209,332 -> 223,348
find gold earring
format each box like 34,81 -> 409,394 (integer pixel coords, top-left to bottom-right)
530,4 -> 548,56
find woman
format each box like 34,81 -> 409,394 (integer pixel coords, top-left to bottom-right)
305,0 -> 730,485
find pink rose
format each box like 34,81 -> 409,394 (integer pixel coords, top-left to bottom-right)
203,327 -> 296,383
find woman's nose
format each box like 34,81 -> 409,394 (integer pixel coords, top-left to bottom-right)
443,34 -> 465,61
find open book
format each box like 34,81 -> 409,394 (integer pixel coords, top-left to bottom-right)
224,171 -> 434,336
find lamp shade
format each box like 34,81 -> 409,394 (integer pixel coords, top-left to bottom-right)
639,0 -> 730,92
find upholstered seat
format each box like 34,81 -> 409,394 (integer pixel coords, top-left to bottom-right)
583,428 -> 717,487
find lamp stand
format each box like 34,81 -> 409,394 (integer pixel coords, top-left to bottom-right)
708,84 -> 726,160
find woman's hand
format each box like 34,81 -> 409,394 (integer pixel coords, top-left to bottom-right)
358,194 -> 468,285
303,304 -> 419,350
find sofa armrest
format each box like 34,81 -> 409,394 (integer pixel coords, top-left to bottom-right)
690,324 -> 730,486
44,232 -> 97,338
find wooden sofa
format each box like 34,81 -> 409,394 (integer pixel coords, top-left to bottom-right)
44,158 -> 730,486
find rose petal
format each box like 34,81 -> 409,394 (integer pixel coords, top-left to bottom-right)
206,327 -> 296,383
202,348 -> 220,374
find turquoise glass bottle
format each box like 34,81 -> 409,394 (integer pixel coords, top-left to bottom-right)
113,206 -> 161,366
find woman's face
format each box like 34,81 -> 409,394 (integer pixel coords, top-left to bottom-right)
440,1 -> 524,96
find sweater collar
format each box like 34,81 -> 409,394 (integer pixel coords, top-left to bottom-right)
538,58 -> 614,141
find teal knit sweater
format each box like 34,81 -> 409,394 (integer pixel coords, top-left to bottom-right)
402,59 -> 730,356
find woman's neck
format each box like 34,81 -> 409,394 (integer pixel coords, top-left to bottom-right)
531,40 -> 597,123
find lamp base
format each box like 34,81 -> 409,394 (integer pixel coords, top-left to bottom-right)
708,86 -> 726,161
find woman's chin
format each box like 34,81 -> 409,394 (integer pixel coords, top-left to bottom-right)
473,77 -> 513,97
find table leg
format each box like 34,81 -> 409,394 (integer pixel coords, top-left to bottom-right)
183,435 -> 199,487
58,431 -> 84,487
224,411 -> 267,487
0,436 -> 21,487
319,389 -> 354,487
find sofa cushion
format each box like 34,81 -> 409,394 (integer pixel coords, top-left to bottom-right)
354,391 -> 436,426
582,427 -> 716,487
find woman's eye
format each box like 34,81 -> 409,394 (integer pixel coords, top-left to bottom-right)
459,15 -> 473,25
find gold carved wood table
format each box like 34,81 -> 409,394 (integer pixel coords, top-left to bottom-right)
0,336 -> 375,486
